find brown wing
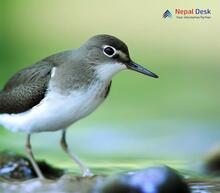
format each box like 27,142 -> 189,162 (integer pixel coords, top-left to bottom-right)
0,61 -> 54,114
0,50 -> 72,114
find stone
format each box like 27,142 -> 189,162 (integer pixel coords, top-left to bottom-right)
204,150 -> 220,175
97,166 -> 191,193
0,151 -> 64,181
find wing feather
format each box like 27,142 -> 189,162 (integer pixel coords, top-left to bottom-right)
0,61 -> 53,114
0,50 -> 71,114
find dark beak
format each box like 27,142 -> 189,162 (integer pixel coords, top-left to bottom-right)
126,61 -> 159,78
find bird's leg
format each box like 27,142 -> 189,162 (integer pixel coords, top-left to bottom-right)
60,129 -> 93,177
25,134 -> 45,179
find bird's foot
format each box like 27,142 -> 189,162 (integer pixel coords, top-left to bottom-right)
82,168 -> 94,177
38,176 -> 46,180
35,171 -> 46,180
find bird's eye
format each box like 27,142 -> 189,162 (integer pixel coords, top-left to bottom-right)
103,46 -> 116,57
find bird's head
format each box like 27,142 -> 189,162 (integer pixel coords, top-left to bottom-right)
81,34 -> 159,80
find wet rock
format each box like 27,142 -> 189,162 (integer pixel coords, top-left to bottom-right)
130,166 -> 191,193
97,175 -> 142,193
97,166 -> 190,193
204,150 -> 220,175
0,151 -> 64,181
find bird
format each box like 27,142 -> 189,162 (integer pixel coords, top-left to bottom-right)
0,34 -> 158,179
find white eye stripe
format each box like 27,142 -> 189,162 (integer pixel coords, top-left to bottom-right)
103,45 -> 117,57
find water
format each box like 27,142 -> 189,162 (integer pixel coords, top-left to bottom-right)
0,120 -> 220,192
190,181 -> 220,193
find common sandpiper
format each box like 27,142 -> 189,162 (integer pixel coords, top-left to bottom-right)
0,34 -> 158,179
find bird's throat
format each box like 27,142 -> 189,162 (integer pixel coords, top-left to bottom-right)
95,62 -> 126,81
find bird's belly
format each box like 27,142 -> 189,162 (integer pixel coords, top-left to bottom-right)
0,84 -> 106,133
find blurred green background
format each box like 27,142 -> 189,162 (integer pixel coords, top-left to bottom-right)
0,0 -> 220,174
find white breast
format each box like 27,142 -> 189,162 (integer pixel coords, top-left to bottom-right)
0,81 -> 107,133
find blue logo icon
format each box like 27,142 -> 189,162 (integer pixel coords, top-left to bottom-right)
163,10 -> 172,18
